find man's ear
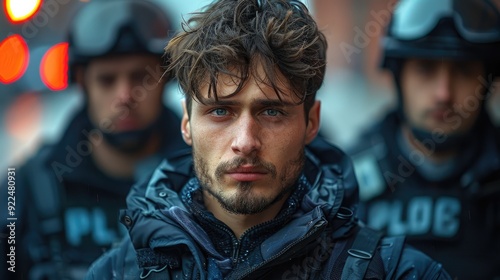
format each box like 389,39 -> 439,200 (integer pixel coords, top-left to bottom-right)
181,100 -> 192,146
305,100 -> 321,144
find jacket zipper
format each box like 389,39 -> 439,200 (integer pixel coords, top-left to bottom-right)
211,214 -> 282,265
209,220 -> 242,265
235,219 -> 327,279
232,240 -> 240,265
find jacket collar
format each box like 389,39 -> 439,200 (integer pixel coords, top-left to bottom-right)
123,137 -> 360,275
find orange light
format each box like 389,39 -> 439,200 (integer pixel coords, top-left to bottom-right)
4,0 -> 43,23
0,34 -> 29,84
40,42 -> 69,91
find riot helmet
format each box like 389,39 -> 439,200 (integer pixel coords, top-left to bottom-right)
382,0 -> 500,67
68,0 -> 174,82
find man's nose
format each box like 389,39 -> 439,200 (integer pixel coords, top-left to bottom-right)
435,67 -> 453,103
115,78 -> 135,104
231,114 -> 262,156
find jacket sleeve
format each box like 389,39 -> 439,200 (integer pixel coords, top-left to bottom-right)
85,236 -> 139,280
379,236 -> 452,280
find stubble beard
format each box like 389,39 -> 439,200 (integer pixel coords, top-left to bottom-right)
193,147 -> 305,215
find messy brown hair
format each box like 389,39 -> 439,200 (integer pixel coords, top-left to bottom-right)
164,0 -> 327,118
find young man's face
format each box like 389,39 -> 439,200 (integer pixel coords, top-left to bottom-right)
81,54 -> 164,134
401,58 -> 485,135
181,66 -> 320,215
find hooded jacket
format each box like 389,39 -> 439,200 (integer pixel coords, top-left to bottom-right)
86,137 -> 451,279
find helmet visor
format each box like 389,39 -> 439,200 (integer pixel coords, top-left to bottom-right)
71,0 -> 172,56
391,0 -> 500,43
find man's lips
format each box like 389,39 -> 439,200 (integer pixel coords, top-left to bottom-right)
115,117 -> 141,130
430,109 -> 451,121
226,166 -> 268,182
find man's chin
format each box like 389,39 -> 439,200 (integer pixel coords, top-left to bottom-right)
211,190 -> 275,215
225,189 -> 293,215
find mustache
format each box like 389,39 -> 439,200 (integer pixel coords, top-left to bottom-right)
214,157 -> 277,180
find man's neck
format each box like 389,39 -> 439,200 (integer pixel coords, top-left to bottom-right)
203,191 -> 289,239
91,133 -> 161,180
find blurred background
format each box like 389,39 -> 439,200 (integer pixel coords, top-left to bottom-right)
1,0 -> 499,183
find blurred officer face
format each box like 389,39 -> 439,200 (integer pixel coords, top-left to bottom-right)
401,58 -> 486,135
180,63 -> 320,215
78,54 -> 164,133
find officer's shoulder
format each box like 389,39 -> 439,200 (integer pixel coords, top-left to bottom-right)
346,130 -> 388,201
347,118 -> 387,155
13,142 -> 56,176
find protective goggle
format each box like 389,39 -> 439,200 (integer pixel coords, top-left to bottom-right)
70,0 -> 172,56
391,0 -> 500,43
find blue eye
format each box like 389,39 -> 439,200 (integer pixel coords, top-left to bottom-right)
264,109 -> 280,116
212,108 -> 228,116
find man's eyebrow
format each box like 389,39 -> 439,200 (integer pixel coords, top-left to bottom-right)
198,99 -> 240,106
198,98 -> 297,107
257,99 -> 297,107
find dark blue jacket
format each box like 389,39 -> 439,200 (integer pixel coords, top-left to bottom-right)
86,137 -> 451,279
